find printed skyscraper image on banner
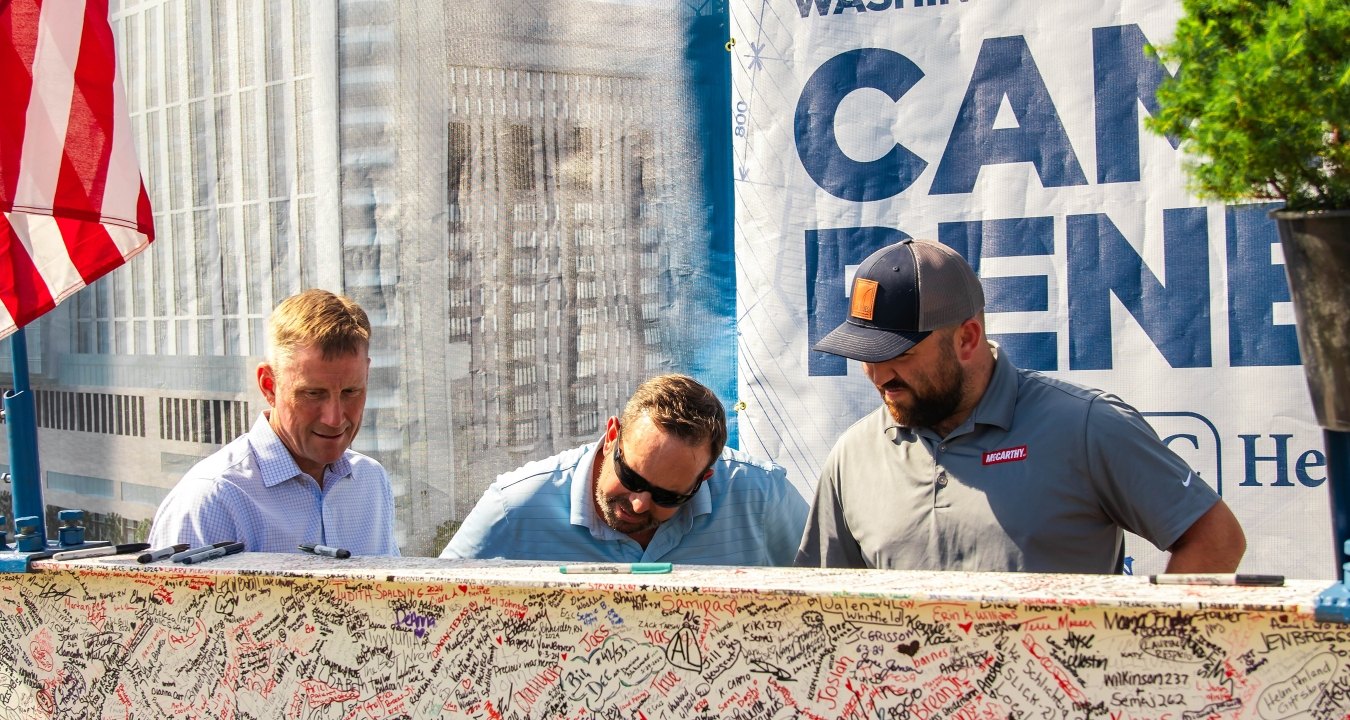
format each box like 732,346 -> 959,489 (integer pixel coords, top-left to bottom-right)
731,0 -> 1328,577
1,1 -> 736,556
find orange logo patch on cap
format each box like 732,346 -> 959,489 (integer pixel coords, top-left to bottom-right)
850,278 -> 878,321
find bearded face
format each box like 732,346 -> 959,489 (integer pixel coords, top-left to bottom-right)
866,331 -> 966,430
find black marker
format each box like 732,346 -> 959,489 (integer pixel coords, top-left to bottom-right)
299,544 -> 351,559
1150,573 -> 1285,587
180,542 -> 245,565
170,541 -> 236,563
137,543 -> 191,564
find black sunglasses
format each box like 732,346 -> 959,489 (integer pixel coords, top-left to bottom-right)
612,437 -> 705,508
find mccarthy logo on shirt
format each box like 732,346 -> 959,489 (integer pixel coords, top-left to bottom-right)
983,446 -> 1028,465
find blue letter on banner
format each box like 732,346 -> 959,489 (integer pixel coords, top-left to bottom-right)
1226,202 -> 1299,367
1067,208 -> 1211,370
1092,24 -> 1180,184
932,35 -> 1088,194
795,49 -> 928,202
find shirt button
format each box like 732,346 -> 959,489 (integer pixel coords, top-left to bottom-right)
936,471 -> 948,487
939,444 -> 947,452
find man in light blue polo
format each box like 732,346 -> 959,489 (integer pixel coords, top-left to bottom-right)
441,374 -> 806,565
148,290 -> 399,556
797,239 -> 1246,573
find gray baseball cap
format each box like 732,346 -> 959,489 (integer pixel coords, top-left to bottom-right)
812,239 -> 985,362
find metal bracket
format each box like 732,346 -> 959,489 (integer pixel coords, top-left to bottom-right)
0,540 -> 112,573
1315,540 -> 1350,623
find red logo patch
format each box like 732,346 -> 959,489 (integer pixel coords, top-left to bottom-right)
982,445 -> 1028,465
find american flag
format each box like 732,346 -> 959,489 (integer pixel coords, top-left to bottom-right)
0,0 -> 154,339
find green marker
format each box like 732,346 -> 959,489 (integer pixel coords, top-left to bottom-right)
559,562 -> 673,574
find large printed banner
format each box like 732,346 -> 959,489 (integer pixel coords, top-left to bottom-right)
730,0 -> 1329,577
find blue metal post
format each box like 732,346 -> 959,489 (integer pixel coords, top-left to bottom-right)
1316,429 -> 1350,621
5,328 -> 46,544
1328,430 -> 1350,581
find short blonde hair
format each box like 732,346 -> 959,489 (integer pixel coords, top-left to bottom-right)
267,289 -> 371,364
620,374 -> 727,461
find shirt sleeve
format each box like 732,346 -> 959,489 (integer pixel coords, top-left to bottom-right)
794,447 -> 867,568
146,478 -> 242,549
439,484 -> 510,559
760,464 -> 809,567
378,465 -> 401,557
1084,394 -> 1220,552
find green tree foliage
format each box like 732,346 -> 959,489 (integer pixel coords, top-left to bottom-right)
1149,0 -> 1350,210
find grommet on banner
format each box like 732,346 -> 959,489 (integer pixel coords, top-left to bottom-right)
725,38 -> 736,51
733,401 -> 748,412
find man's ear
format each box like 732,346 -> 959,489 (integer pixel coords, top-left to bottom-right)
603,416 -> 620,449
954,317 -> 985,361
700,467 -> 714,481
258,362 -> 278,405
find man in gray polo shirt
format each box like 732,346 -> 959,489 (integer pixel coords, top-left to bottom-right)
796,239 -> 1246,573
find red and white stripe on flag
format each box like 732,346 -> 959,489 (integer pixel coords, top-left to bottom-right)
0,0 -> 154,338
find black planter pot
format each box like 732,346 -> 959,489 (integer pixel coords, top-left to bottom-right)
1271,209 -> 1350,431
1271,208 -> 1350,587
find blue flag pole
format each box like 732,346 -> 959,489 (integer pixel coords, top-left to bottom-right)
5,327 -> 46,543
